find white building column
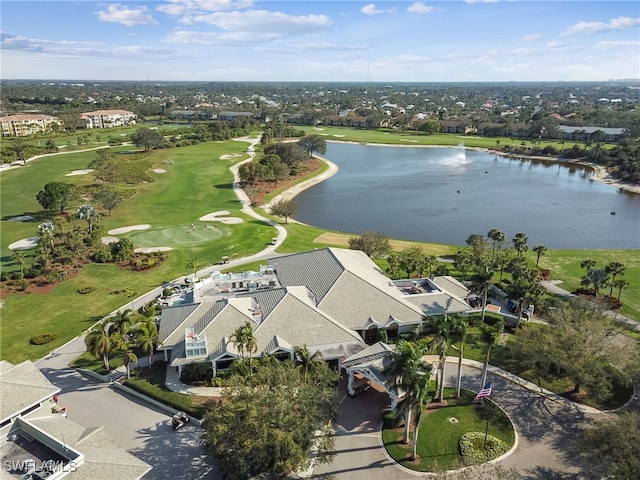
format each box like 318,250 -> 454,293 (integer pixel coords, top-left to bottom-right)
347,369 -> 356,396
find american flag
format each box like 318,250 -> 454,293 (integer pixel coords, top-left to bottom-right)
474,381 -> 493,401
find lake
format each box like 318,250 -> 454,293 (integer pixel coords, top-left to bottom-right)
294,142 -> 640,249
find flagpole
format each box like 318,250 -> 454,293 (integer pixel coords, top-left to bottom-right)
483,389 -> 491,451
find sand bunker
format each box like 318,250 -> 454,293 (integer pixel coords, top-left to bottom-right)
101,236 -> 120,244
332,134 -> 345,137
7,215 -> 33,222
220,153 -> 243,160
9,237 -> 39,250
199,211 -> 244,224
152,168 -> 166,173
108,224 -> 151,235
65,169 -> 94,176
134,247 -> 173,253
312,127 -> 325,130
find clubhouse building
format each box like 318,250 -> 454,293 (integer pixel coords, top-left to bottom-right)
158,248 -> 474,378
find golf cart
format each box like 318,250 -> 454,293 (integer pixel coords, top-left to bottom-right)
171,411 -> 189,430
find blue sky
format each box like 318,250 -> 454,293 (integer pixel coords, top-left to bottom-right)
1,1 -> 639,82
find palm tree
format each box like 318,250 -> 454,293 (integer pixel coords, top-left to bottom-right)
580,259 -> 597,272
613,279 -> 629,301
385,340 -> 431,444
471,265 -> 494,324
512,232 -> 528,257
77,205 -> 99,234
186,257 -> 200,280
38,221 -> 55,253
487,228 -> 506,260
582,268 -> 609,298
12,250 -> 25,276
533,244 -> 547,268
409,371 -> 430,461
480,323 -> 502,389
430,314 -> 455,402
451,316 -> 468,398
229,322 -> 258,373
112,330 -> 138,379
136,318 -> 159,368
605,262 -> 625,296
294,344 -> 323,384
85,320 -> 112,370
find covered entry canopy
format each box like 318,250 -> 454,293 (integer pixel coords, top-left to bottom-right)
339,342 -> 404,411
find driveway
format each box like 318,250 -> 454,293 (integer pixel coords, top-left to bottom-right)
312,366 -> 606,480
36,338 -> 222,479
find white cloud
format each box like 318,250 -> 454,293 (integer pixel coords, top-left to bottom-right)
562,16 -> 640,36
594,40 -> 640,50
361,4 -> 384,15
522,33 -> 542,41
157,0 -> 254,16
406,2 -> 434,14
546,41 -> 564,49
97,4 -> 158,27
464,0 -> 499,3
184,9 -> 330,31
166,29 -> 274,44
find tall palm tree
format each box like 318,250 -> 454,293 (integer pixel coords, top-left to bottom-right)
471,265 -> 494,324
430,314 -> 455,402
12,250 -> 25,276
186,257 -> 200,279
409,371 -> 430,461
451,316 -> 468,398
385,340 -> 431,444
112,330 -> 138,379
512,232 -> 529,257
85,320 -> 112,370
605,262 -> 625,296
480,323 -> 502,389
294,344 -> 323,384
487,228 -> 506,260
613,279 -> 629,301
136,318 -> 159,368
533,244 -> 547,268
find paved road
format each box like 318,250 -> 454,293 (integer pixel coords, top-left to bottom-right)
312,363 -> 612,480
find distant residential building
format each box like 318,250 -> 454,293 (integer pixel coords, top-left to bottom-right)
557,125 -> 625,142
81,109 -> 136,129
438,120 -> 468,134
325,115 -> 368,128
169,110 -> 214,120
0,114 -> 62,137
217,111 -> 255,122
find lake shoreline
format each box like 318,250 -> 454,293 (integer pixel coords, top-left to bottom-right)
328,140 -> 640,195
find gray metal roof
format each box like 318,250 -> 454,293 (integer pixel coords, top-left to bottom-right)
0,361 -> 60,423
269,249 -> 345,303
237,287 -> 287,319
28,416 -> 152,480
318,270 -> 424,329
158,303 -> 200,343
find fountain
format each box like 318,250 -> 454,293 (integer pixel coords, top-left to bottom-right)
440,142 -> 470,167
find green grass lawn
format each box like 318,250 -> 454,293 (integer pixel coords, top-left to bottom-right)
382,388 -> 515,472
299,125 -> 586,151
2,132 -> 639,364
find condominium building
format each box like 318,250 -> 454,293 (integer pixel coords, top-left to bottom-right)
0,114 -> 62,137
81,109 -> 137,129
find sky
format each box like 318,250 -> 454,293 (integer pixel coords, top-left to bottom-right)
1,0 -> 639,82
